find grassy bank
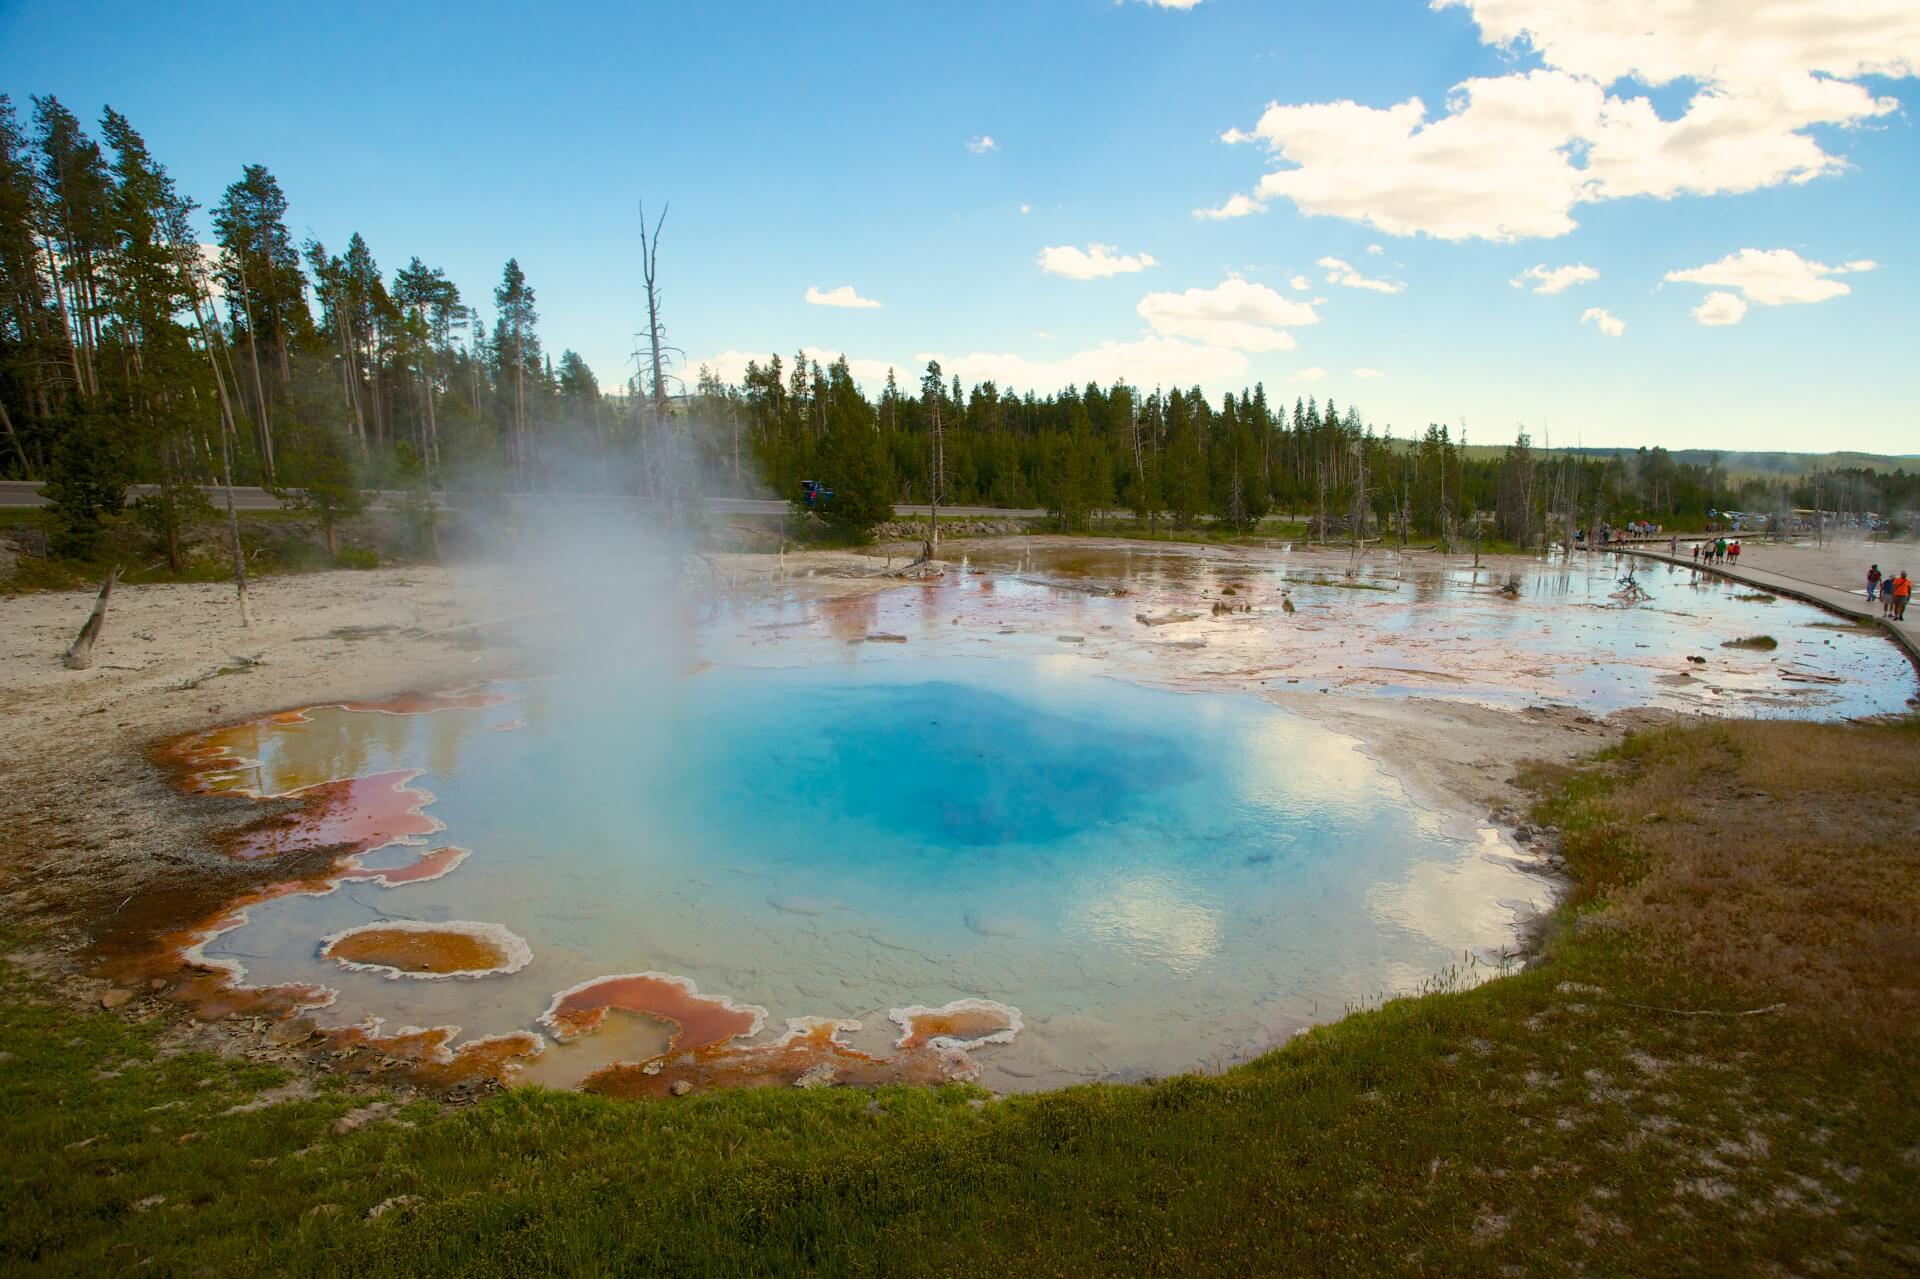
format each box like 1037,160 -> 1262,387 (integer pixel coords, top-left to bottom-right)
0,507 -> 404,594
3,717 -> 1916,1275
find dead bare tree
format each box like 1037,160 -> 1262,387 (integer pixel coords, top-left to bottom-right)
924,371 -> 948,557
637,202 -> 690,527
64,568 -> 119,669
0,399 -> 29,477
1347,434 -> 1368,576
175,225 -> 254,626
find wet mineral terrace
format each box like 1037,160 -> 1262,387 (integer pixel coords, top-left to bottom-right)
141,543 -> 1915,1095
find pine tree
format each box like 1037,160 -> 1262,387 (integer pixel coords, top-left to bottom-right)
814,356 -> 892,538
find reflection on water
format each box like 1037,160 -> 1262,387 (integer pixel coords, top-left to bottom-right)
723,543 -> 1911,717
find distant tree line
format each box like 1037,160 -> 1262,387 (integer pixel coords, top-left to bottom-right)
3,93 -> 1914,561
694,353 -> 1920,544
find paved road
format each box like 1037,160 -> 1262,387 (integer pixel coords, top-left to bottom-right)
0,480 -> 1043,521
1614,544 -> 1920,670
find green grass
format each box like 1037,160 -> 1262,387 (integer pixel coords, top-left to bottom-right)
3,718 -> 1917,1275
1721,635 -> 1779,650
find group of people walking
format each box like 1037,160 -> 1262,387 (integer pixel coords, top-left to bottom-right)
1867,566 -> 1911,621
1692,538 -> 1740,565
1680,540 -> 1910,623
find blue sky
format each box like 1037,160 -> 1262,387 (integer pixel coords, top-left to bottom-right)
3,0 -> 1915,453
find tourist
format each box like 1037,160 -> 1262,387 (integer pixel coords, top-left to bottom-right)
1691,542 -> 1702,563
1715,536 -> 1727,563
1729,540 -> 1741,566
1867,565 -> 1881,601
1894,572 -> 1911,621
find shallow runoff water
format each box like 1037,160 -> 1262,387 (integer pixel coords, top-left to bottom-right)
184,545 -> 1916,1091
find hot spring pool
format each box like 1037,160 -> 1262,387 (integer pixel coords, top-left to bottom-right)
179,657 -> 1550,1091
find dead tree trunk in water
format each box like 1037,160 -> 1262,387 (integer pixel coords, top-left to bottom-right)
64,568 -> 119,669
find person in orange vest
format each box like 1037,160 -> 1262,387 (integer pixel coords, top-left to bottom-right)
1892,571 -> 1911,622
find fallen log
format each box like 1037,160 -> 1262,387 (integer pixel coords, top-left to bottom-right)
63,568 -> 120,670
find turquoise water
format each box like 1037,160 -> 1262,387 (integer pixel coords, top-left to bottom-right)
201,658 -> 1548,1089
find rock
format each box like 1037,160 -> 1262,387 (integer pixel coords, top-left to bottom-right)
1512,826 -> 1534,844
265,1018 -> 317,1047
305,1203 -> 341,1220
331,1101 -> 392,1135
668,1079 -> 694,1097
365,1195 -> 419,1221
100,987 -> 134,1010
793,1064 -> 837,1090
148,978 -> 168,992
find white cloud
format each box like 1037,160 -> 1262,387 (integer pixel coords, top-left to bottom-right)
924,336 -> 1248,393
1288,274 -> 1312,291
804,284 -> 881,309
1193,193 -> 1266,220
1663,248 -> 1873,306
1366,244 -> 1384,255
1511,263 -> 1598,294
1353,367 -> 1384,378
1038,243 -> 1158,280
1019,203 -> 1032,214
1135,0 -> 1204,7
967,135 -> 998,154
1136,277 -> 1319,352
1318,256 -> 1405,294
1296,367 -> 1328,380
1033,330 -> 1053,339
1205,2 -> 1920,241
1580,306 -> 1626,336
1691,292 -> 1749,326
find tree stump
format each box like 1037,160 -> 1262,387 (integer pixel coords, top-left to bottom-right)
63,568 -> 120,670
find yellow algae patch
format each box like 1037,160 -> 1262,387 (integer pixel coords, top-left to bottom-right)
539,972 -> 767,1048
326,1022 -> 546,1088
890,998 -> 1025,1052
320,920 -> 532,980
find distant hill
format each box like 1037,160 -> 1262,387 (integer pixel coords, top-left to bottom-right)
1448,445 -> 1918,477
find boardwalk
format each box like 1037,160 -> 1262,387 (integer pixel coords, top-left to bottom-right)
1614,542 -> 1920,671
